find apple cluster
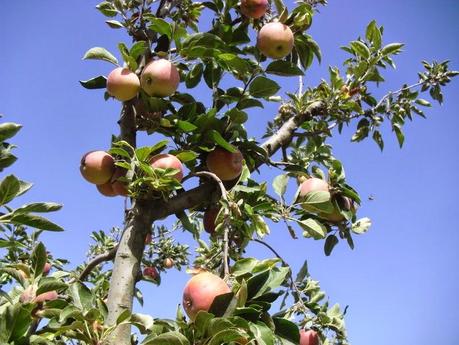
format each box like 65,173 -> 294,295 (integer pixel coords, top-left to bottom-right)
106,58 -> 180,102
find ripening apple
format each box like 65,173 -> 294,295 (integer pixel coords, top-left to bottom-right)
300,329 -> 319,345
319,196 -> 357,223
299,177 -> 329,198
203,208 -> 219,234
140,59 -> 180,97
182,272 -> 231,320
240,0 -> 268,19
34,290 -> 58,303
111,167 -> 129,196
96,182 -> 118,197
150,153 -> 184,182
257,22 -> 294,59
143,266 -> 159,281
80,151 -> 115,185
106,67 -> 140,101
163,258 -> 174,269
43,262 -> 52,276
206,147 -> 243,181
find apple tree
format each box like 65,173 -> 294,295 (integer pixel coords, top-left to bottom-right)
0,0 -> 457,345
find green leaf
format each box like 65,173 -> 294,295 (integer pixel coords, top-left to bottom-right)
0,122 -> 22,142
95,1 -> 118,17
177,120 -> 197,132
143,331 -> 190,345
273,318 -> 300,344
3,213 -> 63,231
15,202 -> 62,214
372,130 -> 384,151
366,20 -> 382,49
208,292 -> 236,317
148,18 -> 172,39
175,151 -> 198,163
249,77 -> 280,98
247,271 -> 270,300
185,63 -> 204,89
31,242 -> 47,277
266,60 -> 304,77
381,43 -> 404,56
106,19 -> 124,29
324,234 -> 339,256
272,174 -> 289,199
82,47 -> 118,65
393,123 -> 405,148
350,40 -> 370,59
352,217 -> 372,234
226,108 -> 248,124
69,282 -> 93,311
36,277 -> 68,295
298,218 -> 327,239
299,191 -> 333,213
79,75 -> 107,89
207,130 -> 237,152
415,98 -> 431,107
0,175 -> 20,205
0,288 -> 13,304
130,41 -> 147,61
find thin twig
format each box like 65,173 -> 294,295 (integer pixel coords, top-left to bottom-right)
76,246 -> 118,282
193,171 -> 230,277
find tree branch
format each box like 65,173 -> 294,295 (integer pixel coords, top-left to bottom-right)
77,246 -> 118,282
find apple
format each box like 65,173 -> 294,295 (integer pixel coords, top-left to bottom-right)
257,22 -> 294,59
80,151 -> 115,185
34,290 -> 58,303
111,167 -> 129,196
299,177 -> 329,198
320,196 -> 356,223
182,272 -> 231,320
300,329 -> 319,345
203,208 -> 219,234
163,258 -> 174,269
43,262 -> 52,276
106,67 -> 140,102
96,182 -> 118,197
20,285 -> 35,303
206,147 -> 243,181
240,0 -> 268,19
150,153 -> 184,182
143,266 -> 159,281
140,59 -> 180,97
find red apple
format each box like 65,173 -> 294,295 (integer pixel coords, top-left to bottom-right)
34,290 -> 58,303
140,59 -> 180,97
43,262 -> 52,276
150,153 -> 184,182
240,0 -> 268,19
143,266 -> 159,281
257,22 -> 294,59
182,272 -> 231,320
299,178 -> 329,198
206,147 -> 243,181
111,167 -> 129,196
300,329 -> 319,345
106,67 -> 140,101
203,208 -> 219,234
96,182 -> 118,197
80,151 -> 115,185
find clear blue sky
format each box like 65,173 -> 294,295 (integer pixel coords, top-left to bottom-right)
1,1 -> 458,344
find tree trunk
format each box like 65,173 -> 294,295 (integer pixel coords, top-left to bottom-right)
105,200 -> 153,345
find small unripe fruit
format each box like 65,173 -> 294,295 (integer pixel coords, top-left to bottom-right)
80,151 -> 115,185
141,59 -> 180,97
163,258 -> 174,269
20,285 -> 35,303
240,0 -> 268,19
150,153 -> 184,182
182,272 -> 231,320
257,22 -> 294,59
206,148 -> 243,181
97,182 -> 118,197
34,290 -> 58,303
203,208 -> 219,234
107,67 -> 140,101
300,329 -> 319,345
143,266 -> 159,281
